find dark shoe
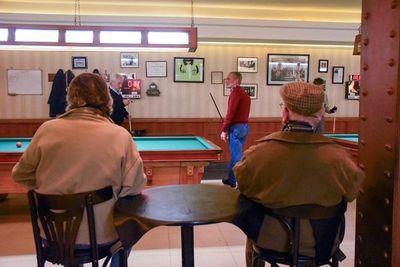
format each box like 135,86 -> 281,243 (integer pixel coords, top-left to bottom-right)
222,179 -> 237,188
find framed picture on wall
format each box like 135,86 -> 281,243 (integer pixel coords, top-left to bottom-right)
174,57 -> 204,83
242,83 -> 258,99
223,78 -> 231,96
267,54 -> 309,85
120,52 -> 139,68
345,80 -> 360,100
72,56 -> 87,69
237,57 -> 258,73
318,59 -> 329,73
332,66 -> 345,84
211,71 -> 223,84
146,61 -> 167,77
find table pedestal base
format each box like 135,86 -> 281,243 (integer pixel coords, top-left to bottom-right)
181,226 -> 194,267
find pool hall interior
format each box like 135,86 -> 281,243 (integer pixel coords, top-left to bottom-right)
1,0 -> 399,266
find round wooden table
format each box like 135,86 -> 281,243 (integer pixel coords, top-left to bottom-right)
114,184 -> 253,267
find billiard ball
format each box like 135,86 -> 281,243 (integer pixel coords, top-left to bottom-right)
16,141 -> 22,148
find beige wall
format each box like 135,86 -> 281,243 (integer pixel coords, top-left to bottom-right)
0,44 -> 360,119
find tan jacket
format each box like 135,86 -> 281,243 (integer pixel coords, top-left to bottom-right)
235,131 -> 364,255
12,107 -> 147,244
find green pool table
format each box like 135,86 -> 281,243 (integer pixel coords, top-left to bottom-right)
0,136 -> 222,195
325,134 -> 359,163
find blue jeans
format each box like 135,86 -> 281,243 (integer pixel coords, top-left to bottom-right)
227,123 -> 249,185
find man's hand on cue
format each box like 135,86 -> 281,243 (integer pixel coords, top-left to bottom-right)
220,132 -> 227,142
123,99 -> 131,106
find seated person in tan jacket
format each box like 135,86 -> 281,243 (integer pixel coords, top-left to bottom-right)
234,82 -> 365,267
12,73 -> 147,267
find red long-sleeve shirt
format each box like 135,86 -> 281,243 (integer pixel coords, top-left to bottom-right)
222,86 -> 251,132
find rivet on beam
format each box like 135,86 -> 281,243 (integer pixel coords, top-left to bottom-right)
386,117 -> 393,123
360,139 -> 366,145
391,1 -> 398,8
358,259 -> 363,265
357,235 -> 363,242
387,87 -> 394,95
388,58 -> 396,66
358,212 -> 364,218
359,163 -> 365,170
362,64 -> 369,70
385,144 -> 393,151
362,91 -> 368,96
390,30 -> 396,38
364,12 -> 370,20
359,187 -> 365,194
361,115 -> 367,121
384,170 -> 391,178
384,198 -> 390,205
383,225 -> 390,232
383,251 -> 389,259
363,38 -> 369,46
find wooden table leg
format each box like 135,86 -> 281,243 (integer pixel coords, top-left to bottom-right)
181,225 -> 194,267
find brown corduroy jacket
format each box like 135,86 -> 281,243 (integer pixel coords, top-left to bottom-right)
234,131 -> 364,255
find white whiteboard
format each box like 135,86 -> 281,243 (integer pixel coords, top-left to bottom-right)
7,69 -> 43,95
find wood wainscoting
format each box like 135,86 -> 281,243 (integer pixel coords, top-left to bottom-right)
0,117 -> 359,162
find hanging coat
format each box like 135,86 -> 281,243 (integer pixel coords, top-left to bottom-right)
48,69 -> 74,117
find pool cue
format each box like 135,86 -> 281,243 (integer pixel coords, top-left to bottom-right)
333,116 -> 336,133
127,100 -> 134,136
209,92 -> 224,122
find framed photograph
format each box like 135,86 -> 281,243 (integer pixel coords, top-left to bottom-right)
120,52 -> 139,68
345,80 -> 360,100
237,57 -> 258,73
318,59 -> 329,73
332,66 -> 345,84
242,83 -> 258,100
223,78 -> 231,96
211,71 -> 223,84
72,56 -> 87,69
174,57 -> 204,83
267,54 -> 309,85
146,61 -> 167,78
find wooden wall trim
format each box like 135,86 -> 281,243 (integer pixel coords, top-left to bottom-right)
0,117 -> 359,162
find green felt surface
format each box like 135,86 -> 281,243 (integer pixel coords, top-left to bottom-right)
325,134 -> 358,142
0,136 -> 215,152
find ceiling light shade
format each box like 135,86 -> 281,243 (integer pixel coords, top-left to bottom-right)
100,31 -> 142,44
15,29 -> 58,42
0,24 -> 198,52
148,32 -> 189,45
0,28 -> 8,41
65,30 -> 93,43
352,34 -> 361,55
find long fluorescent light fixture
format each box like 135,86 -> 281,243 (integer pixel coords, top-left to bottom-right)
0,24 -> 198,52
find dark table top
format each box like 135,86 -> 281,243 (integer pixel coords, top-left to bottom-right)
114,184 -> 258,248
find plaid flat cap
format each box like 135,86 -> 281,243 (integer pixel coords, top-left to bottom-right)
280,82 -> 324,116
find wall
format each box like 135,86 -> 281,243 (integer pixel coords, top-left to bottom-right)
0,44 -> 360,119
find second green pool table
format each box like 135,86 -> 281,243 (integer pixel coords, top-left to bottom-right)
325,134 -> 358,163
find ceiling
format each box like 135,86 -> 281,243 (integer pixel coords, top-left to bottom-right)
0,0 -> 362,24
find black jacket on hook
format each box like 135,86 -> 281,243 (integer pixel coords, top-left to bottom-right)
48,69 -> 74,118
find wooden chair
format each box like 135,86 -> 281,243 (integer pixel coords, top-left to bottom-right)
252,201 -> 347,267
28,186 -> 127,267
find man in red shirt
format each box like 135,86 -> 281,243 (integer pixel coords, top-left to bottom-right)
220,72 -> 251,188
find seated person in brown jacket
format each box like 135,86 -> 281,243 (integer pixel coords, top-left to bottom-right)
234,82 -> 365,267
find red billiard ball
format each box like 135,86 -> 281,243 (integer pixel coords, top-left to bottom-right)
16,141 -> 22,148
